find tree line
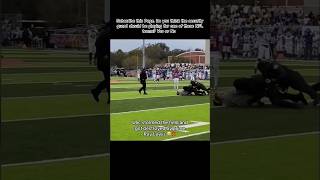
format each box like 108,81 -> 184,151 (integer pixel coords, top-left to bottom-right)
111,42 -> 202,69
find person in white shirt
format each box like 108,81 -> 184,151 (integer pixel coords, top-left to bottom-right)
242,32 -> 251,57
87,26 -> 98,65
255,30 -> 272,73
257,31 -> 271,61
313,31 -> 320,57
232,31 -> 240,54
284,31 -> 294,57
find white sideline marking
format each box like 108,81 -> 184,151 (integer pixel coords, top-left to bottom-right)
2,153 -> 109,167
2,113 -> 107,123
1,89 -> 174,99
4,72 -> 97,75
3,80 -> 99,85
111,103 -> 209,115
53,82 -> 73,85
2,94 -> 91,99
179,121 -> 210,132
113,94 -> 177,101
1,93 -> 175,101
212,131 -> 320,145
75,84 -> 92,87
163,131 -> 210,141
158,121 -> 210,133
3,103 -> 208,122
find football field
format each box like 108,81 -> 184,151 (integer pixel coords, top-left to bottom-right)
1,48 -> 109,180
211,59 -> 320,180
111,77 -> 210,141
1,48 -> 319,179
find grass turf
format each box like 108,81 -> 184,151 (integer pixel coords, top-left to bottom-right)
211,134 -> 319,180
2,49 -> 109,179
110,77 -> 210,141
2,48 -> 319,179
211,59 -> 319,179
111,103 -> 209,141
2,156 -> 109,180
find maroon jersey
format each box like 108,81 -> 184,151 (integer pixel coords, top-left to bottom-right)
222,34 -> 232,46
173,70 -> 180,78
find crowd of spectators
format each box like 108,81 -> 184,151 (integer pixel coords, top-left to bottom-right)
211,5 -> 320,60
146,63 -> 210,81
1,20 -> 50,48
211,5 -> 320,26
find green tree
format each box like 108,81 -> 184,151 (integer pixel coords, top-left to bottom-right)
110,49 -> 126,67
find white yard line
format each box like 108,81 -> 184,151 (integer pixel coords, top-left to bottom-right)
163,131 -> 210,141
211,131 -> 320,145
2,94 -> 90,100
111,103 -> 209,115
3,80 -> 98,85
2,113 -> 107,123
2,153 -> 109,167
3,103 -> 208,122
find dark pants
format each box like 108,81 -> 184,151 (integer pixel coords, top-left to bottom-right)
95,70 -> 110,103
89,53 -> 93,64
286,70 -> 318,104
267,88 -> 306,108
304,45 -> 313,59
197,84 -> 210,93
139,80 -> 146,93
312,82 -> 320,91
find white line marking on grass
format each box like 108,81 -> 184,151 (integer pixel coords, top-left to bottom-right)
2,94 -> 91,100
3,113 -> 107,123
111,103 -> 209,115
2,93 -> 174,100
211,131 -> 320,145
158,121 -> 210,133
2,153 -> 110,167
113,94 -> 177,101
3,80 -> 99,85
163,131 -> 210,141
53,82 -> 73,85
75,84 -> 92,87
5,72 -> 97,75
179,121 -> 210,132
3,103 -> 208,122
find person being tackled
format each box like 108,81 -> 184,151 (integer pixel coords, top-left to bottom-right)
257,61 -> 319,106
191,80 -> 210,95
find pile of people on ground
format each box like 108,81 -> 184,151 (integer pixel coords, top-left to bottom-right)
213,60 -> 320,108
177,80 -> 210,96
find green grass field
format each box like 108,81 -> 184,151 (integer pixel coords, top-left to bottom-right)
1,48 -> 319,179
110,77 -> 210,141
1,48 -> 109,180
211,59 -> 320,179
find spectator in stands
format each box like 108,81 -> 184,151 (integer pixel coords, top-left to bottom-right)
23,28 -> 33,47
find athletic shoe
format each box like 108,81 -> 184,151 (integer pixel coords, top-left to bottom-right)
91,89 -> 100,102
298,92 -> 308,105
